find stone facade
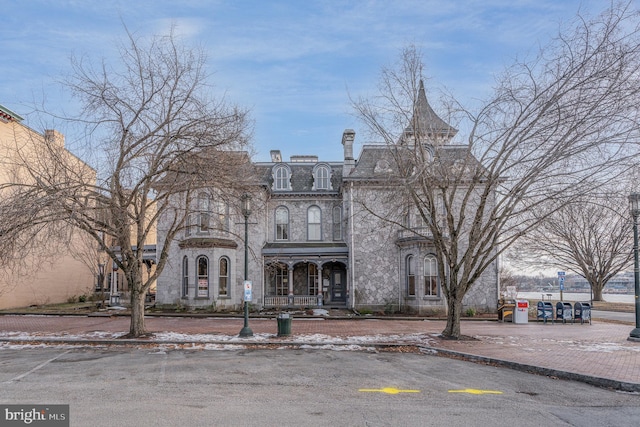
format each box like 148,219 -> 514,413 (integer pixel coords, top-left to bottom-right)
155,83 -> 499,314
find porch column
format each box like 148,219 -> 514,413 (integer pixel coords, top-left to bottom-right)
287,262 -> 294,306
317,265 -> 323,307
345,265 -> 352,309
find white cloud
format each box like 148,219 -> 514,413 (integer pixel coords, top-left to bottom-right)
0,0 -> 614,161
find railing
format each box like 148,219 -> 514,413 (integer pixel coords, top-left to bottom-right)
294,296 -> 318,306
397,227 -> 434,240
397,226 -> 449,241
264,295 -> 320,307
264,296 -> 289,306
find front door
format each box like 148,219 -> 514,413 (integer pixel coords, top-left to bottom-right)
330,269 -> 346,303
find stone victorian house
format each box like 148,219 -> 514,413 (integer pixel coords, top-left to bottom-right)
156,84 -> 499,314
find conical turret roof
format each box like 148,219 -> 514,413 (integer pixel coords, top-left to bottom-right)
403,80 -> 457,144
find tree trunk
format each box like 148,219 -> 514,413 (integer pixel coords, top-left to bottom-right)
128,288 -> 146,337
592,285 -> 603,301
441,295 -> 463,339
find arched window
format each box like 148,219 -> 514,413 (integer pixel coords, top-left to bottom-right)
214,200 -> 229,231
424,255 -> 438,297
313,164 -> 331,190
219,257 -> 229,296
197,193 -> 210,233
413,209 -> 426,229
196,255 -> 209,297
185,213 -> 192,237
406,255 -> 416,296
275,206 -> 289,240
307,206 -> 321,241
332,206 -> 342,240
181,256 -> 189,297
273,165 -> 291,190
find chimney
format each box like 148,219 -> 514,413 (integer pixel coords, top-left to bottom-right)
342,129 -> 355,174
290,155 -> 318,163
270,150 -> 282,162
44,129 -> 65,148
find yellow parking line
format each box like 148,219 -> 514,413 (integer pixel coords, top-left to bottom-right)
448,389 -> 503,395
359,387 -> 420,394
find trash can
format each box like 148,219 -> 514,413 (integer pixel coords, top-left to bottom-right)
514,300 -> 529,324
536,301 -> 554,324
109,293 -> 120,306
574,302 -> 591,325
556,302 -> 573,324
277,313 -> 292,337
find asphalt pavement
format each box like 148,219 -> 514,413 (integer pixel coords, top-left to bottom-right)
592,309 -> 636,323
0,312 -> 638,392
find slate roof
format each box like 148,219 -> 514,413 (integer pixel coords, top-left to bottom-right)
344,144 -> 398,180
256,161 -> 344,193
346,144 -> 484,181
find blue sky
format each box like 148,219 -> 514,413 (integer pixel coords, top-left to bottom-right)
0,0 -> 610,162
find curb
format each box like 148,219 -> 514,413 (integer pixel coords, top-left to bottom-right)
0,312 -> 494,322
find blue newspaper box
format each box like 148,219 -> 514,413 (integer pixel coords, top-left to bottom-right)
574,302 -> 591,325
536,301 -> 554,324
556,302 -> 573,324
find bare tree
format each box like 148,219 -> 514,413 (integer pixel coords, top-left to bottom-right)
510,194 -> 633,300
6,28 -> 251,336
498,265 -> 519,295
352,4 -> 640,338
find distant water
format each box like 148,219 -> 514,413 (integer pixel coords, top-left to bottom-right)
517,292 -> 635,304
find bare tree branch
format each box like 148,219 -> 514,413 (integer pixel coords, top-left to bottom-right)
351,3 -> 640,338
4,26 -> 252,336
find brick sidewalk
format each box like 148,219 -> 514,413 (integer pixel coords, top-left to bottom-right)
0,314 -> 638,391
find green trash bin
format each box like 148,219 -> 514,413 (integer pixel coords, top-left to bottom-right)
277,313 -> 292,337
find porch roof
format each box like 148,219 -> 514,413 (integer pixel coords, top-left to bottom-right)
262,242 -> 348,258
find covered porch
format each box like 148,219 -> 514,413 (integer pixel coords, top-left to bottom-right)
262,242 -> 349,308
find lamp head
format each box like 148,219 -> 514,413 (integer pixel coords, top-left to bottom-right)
629,193 -> 640,216
241,193 -> 252,216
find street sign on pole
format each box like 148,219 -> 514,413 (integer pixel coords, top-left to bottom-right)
243,280 -> 252,302
558,271 -> 565,297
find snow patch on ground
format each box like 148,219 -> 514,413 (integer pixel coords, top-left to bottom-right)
0,330 -> 437,351
576,342 -> 640,353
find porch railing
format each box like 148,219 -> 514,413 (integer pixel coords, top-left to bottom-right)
264,295 -> 320,307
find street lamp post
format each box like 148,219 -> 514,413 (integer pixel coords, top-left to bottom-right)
239,193 -> 254,338
628,193 -> 640,341
98,263 -> 105,292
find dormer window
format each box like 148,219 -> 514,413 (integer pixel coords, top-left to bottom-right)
313,164 -> 331,190
273,164 -> 291,191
